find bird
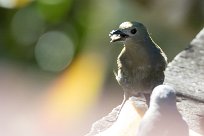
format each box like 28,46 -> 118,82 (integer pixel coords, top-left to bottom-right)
109,21 -> 167,110
136,85 -> 189,136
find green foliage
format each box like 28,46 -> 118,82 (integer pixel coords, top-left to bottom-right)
0,0 -> 203,72
36,0 -> 74,23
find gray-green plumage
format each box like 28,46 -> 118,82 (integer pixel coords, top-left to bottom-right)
110,21 -> 167,106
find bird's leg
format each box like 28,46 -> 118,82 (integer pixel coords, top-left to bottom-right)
114,92 -> 147,121
106,92 -> 129,122
116,93 -> 129,119
106,92 -> 148,122
144,93 -> 151,107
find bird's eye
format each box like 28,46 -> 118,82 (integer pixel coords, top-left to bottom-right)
130,28 -> 137,34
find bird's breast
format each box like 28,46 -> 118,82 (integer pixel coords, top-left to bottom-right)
116,45 -> 166,93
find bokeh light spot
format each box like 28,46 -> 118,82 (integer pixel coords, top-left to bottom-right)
0,0 -> 15,8
35,31 -> 74,72
11,6 -> 45,45
0,0 -> 32,8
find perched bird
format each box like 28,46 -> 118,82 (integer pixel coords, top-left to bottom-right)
136,85 -> 189,136
109,21 -> 167,107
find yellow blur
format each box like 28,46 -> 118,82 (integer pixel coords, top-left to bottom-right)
15,0 -> 31,8
43,52 -> 106,123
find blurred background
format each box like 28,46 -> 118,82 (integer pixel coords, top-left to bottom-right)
0,0 -> 203,135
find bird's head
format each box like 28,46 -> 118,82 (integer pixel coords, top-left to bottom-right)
109,21 -> 148,43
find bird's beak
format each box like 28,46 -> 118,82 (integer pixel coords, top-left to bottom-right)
109,29 -> 129,43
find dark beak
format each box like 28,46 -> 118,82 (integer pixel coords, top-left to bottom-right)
109,29 -> 129,42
